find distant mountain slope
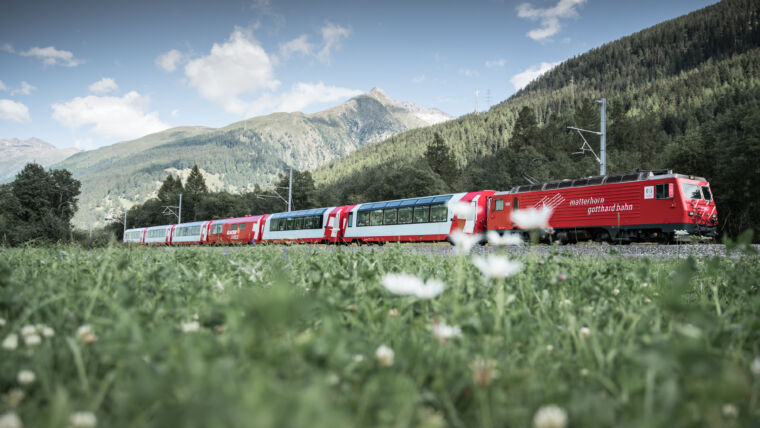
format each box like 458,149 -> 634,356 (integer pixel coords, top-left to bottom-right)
313,0 -> 760,188
56,88 -> 451,227
0,138 -> 79,182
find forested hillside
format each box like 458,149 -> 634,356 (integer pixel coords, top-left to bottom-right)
313,0 -> 760,237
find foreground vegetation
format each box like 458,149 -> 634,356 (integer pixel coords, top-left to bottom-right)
1,246 -> 759,427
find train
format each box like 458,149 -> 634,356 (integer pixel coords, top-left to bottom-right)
123,169 -> 718,246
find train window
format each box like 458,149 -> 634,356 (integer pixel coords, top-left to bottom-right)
295,217 -> 304,230
573,178 -> 589,186
622,173 -> 640,182
606,175 -> 623,184
414,206 -> 429,223
430,204 -> 448,222
357,211 -> 369,227
682,183 -> 702,200
384,209 -> 397,225
513,198 -> 519,210
528,184 -> 542,192
239,223 -> 246,230
286,217 -> 295,230
231,224 -> 238,231
370,210 -> 384,226
347,212 -> 353,227
558,181 -> 573,188
701,186 -> 712,201
495,199 -> 504,211
588,177 -> 604,185
304,216 -> 313,229
544,182 -> 559,190
398,207 -> 413,224
655,183 -> 672,199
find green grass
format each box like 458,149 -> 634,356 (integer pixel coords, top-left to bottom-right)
0,245 -> 759,427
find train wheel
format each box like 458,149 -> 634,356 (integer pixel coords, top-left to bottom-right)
594,230 -> 611,243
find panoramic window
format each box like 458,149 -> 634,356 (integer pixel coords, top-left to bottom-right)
413,206 -> 429,223
295,217 -> 304,230
384,209 -> 397,225
398,207 -> 412,224
430,204 -> 448,222
682,183 -> 702,200
357,211 -> 369,227
286,217 -> 295,230
370,210 -> 384,226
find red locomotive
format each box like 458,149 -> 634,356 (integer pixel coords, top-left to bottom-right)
486,169 -> 717,243
123,170 -> 717,246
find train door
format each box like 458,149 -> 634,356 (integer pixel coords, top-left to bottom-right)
201,221 -> 210,243
326,211 -> 338,241
140,228 -> 147,244
463,196 -> 478,233
252,218 -> 260,241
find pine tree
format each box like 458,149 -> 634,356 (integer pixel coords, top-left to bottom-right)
185,165 -> 208,196
424,132 -> 458,187
157,175 -> 184,205
511,106 -> 540,151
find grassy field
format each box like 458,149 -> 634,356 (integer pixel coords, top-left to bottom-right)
1,245 -> 759,428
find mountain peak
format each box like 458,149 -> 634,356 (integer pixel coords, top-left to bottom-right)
368,87 -> 387,98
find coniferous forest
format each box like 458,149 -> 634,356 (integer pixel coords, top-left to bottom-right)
313,0 -> 760,238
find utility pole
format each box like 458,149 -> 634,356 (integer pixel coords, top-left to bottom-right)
598,98 -> 606,175
568,97 -> 607,176
287,167 -> 292,212
162,193 -> 183,224
123,211 -> 127,236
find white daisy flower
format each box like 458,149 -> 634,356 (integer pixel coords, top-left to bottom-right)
17,370 -> 35,385
579,327 -> 591,339
486,230 -> 523,246
721,403 -> 738,418
511,206 -> 553,230
2,334 -> 18,351
380,273 -> 445,299
41,326 -> 54,338
472,255 -> 523,279
181,321 -> 200,333
612,288 -> 620,296
0,318 -> 5,327
546,344 -> 554,353
375,345 -> 394,367
352,354 -> 364,363
751,357 -> 760,376
20,325 -> 36,337
533,404 -> 568,428
450,201 -> 476,219
69,411 -> 97,428
23,334 -> 40,347
76,325 -> 97,344
431,322 -> 462,343
0,411 -> 23,428
449,231 -> 481,255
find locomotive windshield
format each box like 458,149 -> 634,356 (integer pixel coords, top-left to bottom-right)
681,183 -> 702,200
701,186 -> 712,201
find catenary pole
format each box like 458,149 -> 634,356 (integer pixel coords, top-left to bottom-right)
598,98 -> 606,175
287,167 -> 292,212
178,193 -> 182,224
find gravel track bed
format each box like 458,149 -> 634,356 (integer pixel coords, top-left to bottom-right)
328,243 -> 760,258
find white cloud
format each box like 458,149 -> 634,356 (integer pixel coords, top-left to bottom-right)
171,109 -> 180,118
19,45 -> 81,66
155,49 -> 185,72
0,80 -> 6,91
184,27 -> 280,115
88,77 -> 118,94
0,99 -> 31,122
51,91 -> 169,140
412,74 -> 426,83
485,58 -> 506,68
1,44 -> 15,54
318,22 -> 350,62
10,81 -> 36,96
459,68 -> 480,78
248,82 -> 362,116
517,0 -> 586,41
511,61 -> 561,90
279,35 -> 314,59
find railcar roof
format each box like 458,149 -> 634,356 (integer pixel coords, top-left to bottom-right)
269,207 -> 330,219
493,170 -> 707,196
357,194 -> 454,212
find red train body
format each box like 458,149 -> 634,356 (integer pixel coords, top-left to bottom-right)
123,170 -> 717,246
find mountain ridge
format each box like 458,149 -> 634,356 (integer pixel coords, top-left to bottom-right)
0,138 -> 79,182
54,88 -> 452,227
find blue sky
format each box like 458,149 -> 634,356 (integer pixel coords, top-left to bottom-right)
0,0 -> 717,150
